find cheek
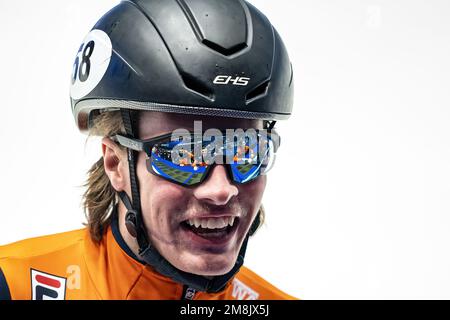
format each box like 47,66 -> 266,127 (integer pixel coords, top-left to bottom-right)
236,176 -> 267,233
135,155 -> 189,229
239,176 -> 267,209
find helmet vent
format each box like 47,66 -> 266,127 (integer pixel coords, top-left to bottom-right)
176,0 -> 251,57
246,80 -> 270,104
201,40 -> 248,57
180,72 -> 215,101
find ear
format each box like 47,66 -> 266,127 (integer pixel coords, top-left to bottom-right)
102,137 -> 129,192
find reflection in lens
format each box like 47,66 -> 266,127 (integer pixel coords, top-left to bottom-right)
230,136 -> 275,184
149,144 -> 208,186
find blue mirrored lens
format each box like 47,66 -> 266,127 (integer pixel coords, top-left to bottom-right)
146,133 -> 274,186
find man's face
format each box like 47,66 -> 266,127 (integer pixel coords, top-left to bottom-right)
132,111 -> 266,276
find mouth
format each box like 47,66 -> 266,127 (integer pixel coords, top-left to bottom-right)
180,216 -> 240,245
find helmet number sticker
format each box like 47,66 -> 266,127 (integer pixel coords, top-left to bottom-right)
79,41 -> 95,82
70,29 -> 112,100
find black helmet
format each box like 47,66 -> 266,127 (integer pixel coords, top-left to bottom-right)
70,0 -> 294,133
70,0 -> 294,293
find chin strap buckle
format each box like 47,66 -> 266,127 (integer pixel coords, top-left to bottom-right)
118,191 -> 139,239
125,210 -> 138,238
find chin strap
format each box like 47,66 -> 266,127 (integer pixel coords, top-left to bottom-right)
118,109 -> 252,293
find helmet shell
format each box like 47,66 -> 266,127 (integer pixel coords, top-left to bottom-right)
70,0 -> 294,132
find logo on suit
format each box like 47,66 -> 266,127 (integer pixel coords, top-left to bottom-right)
31,269 -> 66,300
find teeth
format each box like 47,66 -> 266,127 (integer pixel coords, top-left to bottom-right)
206,219 -> 216,229
186,217 -> 236,229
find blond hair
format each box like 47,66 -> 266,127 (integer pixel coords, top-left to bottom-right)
82,111 -> 125,242
82,111 -> 265,242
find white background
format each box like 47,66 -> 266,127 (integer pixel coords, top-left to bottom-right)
0,0 -> 449,299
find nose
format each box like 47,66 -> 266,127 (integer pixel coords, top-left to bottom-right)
193,165 -> 239,206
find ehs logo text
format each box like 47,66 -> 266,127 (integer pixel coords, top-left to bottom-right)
213,75 -> 250,86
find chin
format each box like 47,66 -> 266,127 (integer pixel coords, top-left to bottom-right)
175,252 -> 238,276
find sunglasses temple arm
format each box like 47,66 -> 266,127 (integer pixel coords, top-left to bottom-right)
114,135 -> 145,152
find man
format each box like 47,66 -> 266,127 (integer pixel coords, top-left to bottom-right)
0,0 -> 295,300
